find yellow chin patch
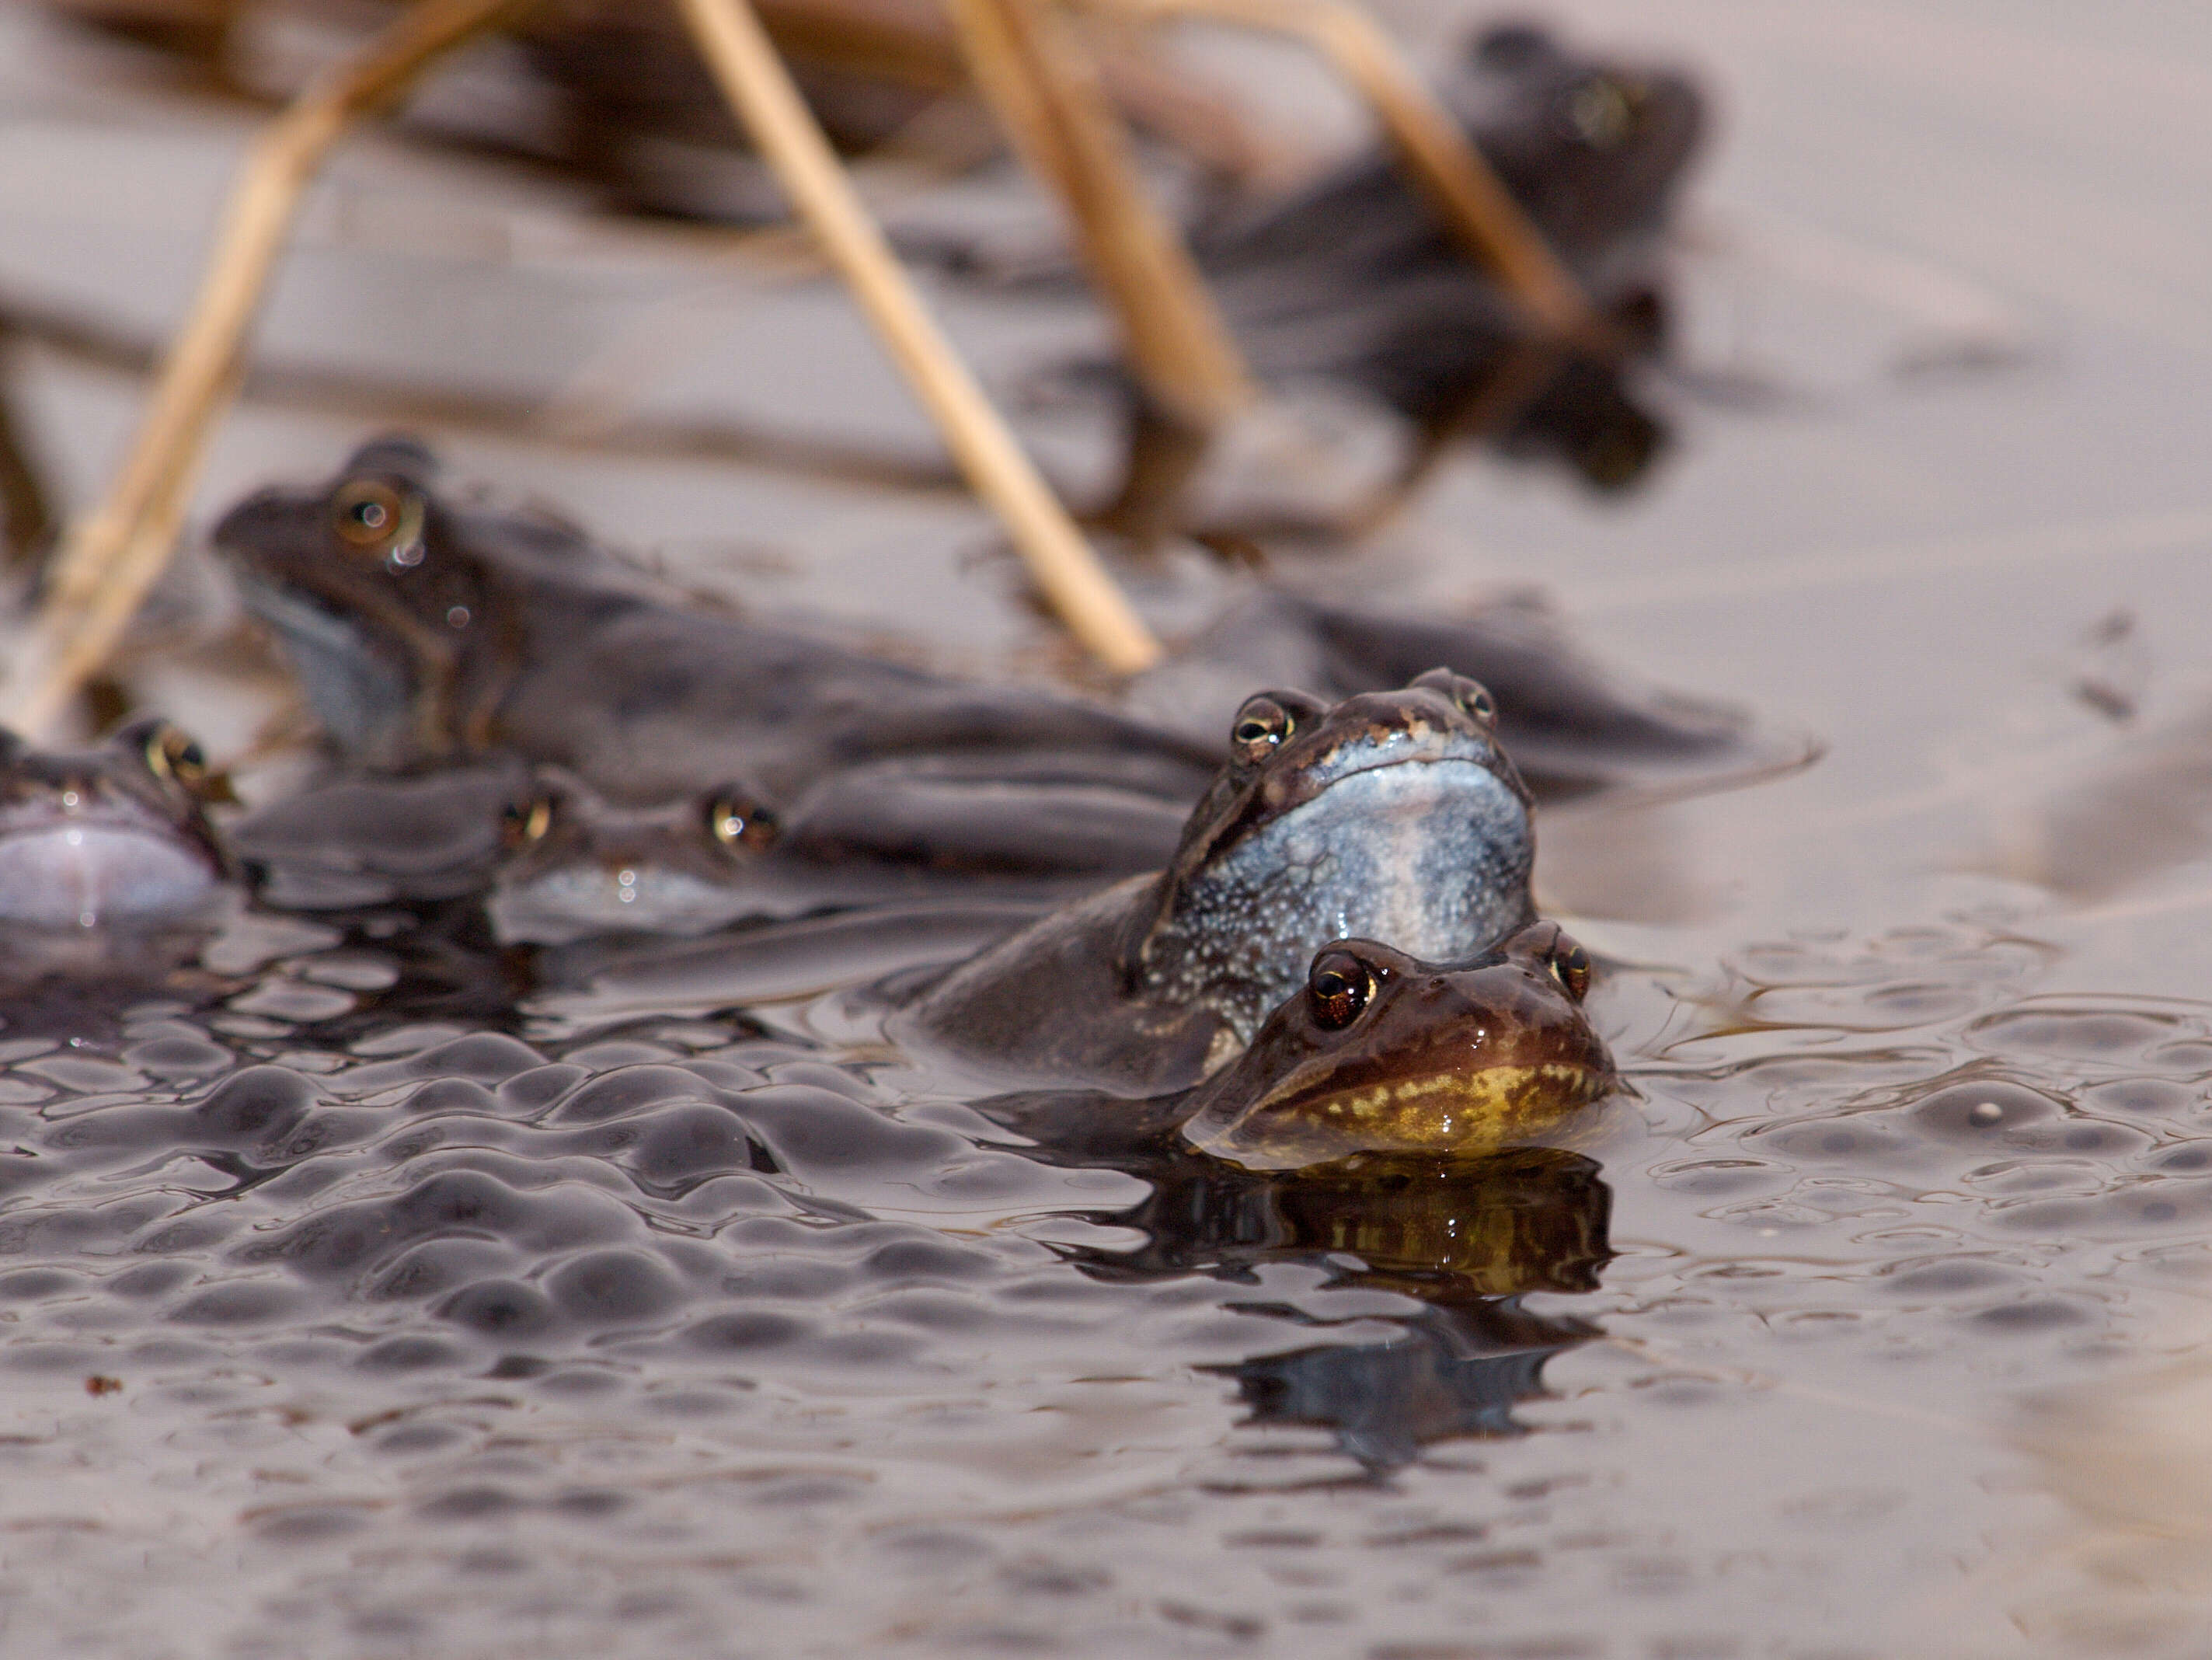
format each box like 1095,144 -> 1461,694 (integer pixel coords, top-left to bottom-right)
1191,1063 -> 1608,1170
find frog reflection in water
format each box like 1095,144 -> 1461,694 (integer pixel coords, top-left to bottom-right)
1220,1149 -> 1611,1471
1060,1124 -> 1615,1470
901,670 -> 1540,1094
0,720 -> 234,937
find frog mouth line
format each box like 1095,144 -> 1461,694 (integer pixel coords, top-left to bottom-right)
1191,1062 -> 1612,1169
1294,728 -> 1517,798
1214,748 -> 1525,863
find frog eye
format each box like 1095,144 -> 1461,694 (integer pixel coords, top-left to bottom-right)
1230,696 -> 1294,763
1452,677 -> 1497,727
500,793 -> 555,849
141,723 -> 207,785
705,790 -> 779,852
333,480 -> 402,544
1548,933 -> 1593,1002
332,479 -> 427,567
1566,74 -> 1636,148
1307,949 -> 1374,1031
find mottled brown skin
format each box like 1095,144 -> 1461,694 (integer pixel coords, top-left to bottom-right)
211,437 -> 1217,811
901,671 -> 1535,1093
1179,925 -> 1614,1171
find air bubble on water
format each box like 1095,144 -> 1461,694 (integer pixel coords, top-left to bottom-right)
1970,1100 -> 2004,1125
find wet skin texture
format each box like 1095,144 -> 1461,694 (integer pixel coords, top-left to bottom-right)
0,720 -> 232,932
212,437 -> 1217,817
486,765 -> 1187,944
900,670 -> 1538,1093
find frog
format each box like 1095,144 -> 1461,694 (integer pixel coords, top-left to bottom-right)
486,763 -> 1189,945
0,719 -> 235,933
1081,20 -> 1704,532
211,436 -> 1220,833
1190,21 -> 1702,420
1179,925 -> 1615,1170
970,923 -> 1612,1174
896,669 -> 1538,1093
215,439 -> 1796,838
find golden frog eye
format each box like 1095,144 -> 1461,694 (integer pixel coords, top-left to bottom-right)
1230,696 -> 1294,764
500,793 -> 555,849
1550,934 -> 1593,1002
1454,677 -> 1497,726
333,480 -> 402,545
142,723 -> 206,784
705,791 -> 779,853
1307,950 -> 1374,1031
332,478 -> 426,566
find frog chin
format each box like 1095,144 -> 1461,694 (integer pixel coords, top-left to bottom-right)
1150,757 -> 1534,1038
0,825 -> 225,930
236,577 -> 418,765
1185,1059 -> 1611,1171
488,866 -> 761,947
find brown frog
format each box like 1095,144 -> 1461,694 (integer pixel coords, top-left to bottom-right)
1179,926 -> 1613,1170
962,922 -> 1614,1177
211,436 -> 1217,816
1186,21 -> 1704,480
898,670 -> 1538,1093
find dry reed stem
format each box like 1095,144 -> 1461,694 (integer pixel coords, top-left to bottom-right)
1082,0 -> 1603,344
0,326 -> 57,567
676,0 -> 1162,673
3,0 -> 528,737
946,0 -> 1254,428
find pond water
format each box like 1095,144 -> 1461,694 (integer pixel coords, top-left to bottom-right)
0,0 -> 2209,1655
